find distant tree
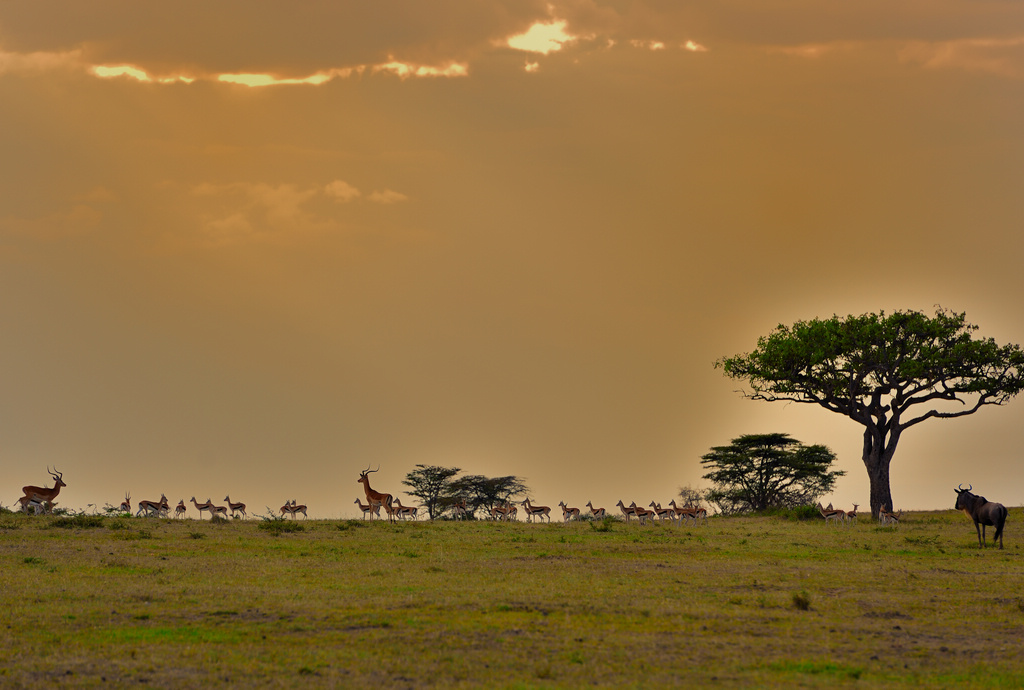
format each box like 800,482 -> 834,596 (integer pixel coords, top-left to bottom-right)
676,484 -> 706,508
401,465 -> 461,520
449,474 -> 529,518
700,433 -> 844,514
717,308 -> 1024,517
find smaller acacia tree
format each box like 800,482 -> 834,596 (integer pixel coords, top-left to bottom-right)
701,433 -> 844,514
402,465 -> 461,520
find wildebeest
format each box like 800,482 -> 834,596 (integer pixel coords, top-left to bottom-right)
954,484 -> 1008,549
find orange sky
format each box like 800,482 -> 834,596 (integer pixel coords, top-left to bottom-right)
2,1 -> 1023,518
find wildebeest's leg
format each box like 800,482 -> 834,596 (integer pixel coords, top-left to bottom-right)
975,521 -> 984,548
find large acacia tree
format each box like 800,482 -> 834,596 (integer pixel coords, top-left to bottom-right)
717,309 -> 1024,518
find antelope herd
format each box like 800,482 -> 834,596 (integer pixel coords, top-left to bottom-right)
10,468 -> 1012,550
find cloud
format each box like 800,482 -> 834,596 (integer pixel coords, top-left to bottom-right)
507,20 -> 576,55
899,36 -> 1024,78
324,180 -> 362,203
368,189 -> 409,204
0,47 -> 82,74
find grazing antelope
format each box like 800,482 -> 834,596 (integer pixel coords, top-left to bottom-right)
354,498 -> 380,520
191,496 -> 215,519
19,467 -> 65,514
648,502 -> 674,524
358,465 -> 395,523
586,501 -> 606,519
394,498 -> 419,521
954,484 -> 1008,549
817,502 -> 845,526
137,494 -> 167,518
224,496 -> 247,519
558,501 -> 581,523
174,500 -> 187,519
616,499 -> 638,522
521,499 -> 551,523
119,492 -> 132,514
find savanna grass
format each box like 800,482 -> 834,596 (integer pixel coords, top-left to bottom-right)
0,509 -> 1021,687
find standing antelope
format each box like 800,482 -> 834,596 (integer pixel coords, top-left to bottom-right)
358,465 -> 395,523
174,500 -> 187,519
586,501 -> 606,519
846,504 -> 859,526
211,502 -> 229,520
354,498 -> 380,520
629,501 -> 654,525
817,502 -> 845,526
290,500 -> 308,519
669,500 -> 698,526
521,499 -> 551,523
19,467 -> 65,514
191,496 -> 215,519
616,500 -> 638,522
394,498 -> 419,521
119,492 -> 132,514
224,496 -> 247,519
137,493 -> 167,518
648,502 -> 674,524
452,498 -> 469,520
558,501 -> 581,523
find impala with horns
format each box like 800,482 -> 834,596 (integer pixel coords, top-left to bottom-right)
954,484 -> 1008,549
358,465 -> 395,523
119,492 -> 131,514
18,467 -> 65,514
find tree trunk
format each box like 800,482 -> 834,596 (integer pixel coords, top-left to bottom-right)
862,426 -> 895,520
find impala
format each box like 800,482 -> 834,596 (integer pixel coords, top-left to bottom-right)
358,465 -> 396,523
452,498 -> 469,520
191,496 -> 215,519
669,500 -> 698,526
694,505 -> 708,525
506,502 -> 518,522
354,498 -> 380,520
224,496 -> 247,519
616,499 -> 638,522
211,503 -> 230,520
558,501 -> 581,523
878,504 -> 901,526
137,493 -> 167,518
586,501 -> 606,519
289,500 -> 308,519
817,502 -> 845,526
280,500 -> 294,518
648,501 -> 674,524
629,501 -> 654,526
119,492 -> 132,514
19,467 -> 65,514
174,500 -> 187,519
521,498 -> 551,523
846,504 -> 859,526
394,498 -> 419,521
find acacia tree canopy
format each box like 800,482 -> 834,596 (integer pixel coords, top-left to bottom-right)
401,465 -> 461,520
701,433 -> 844,513
716,308 -> 1024,517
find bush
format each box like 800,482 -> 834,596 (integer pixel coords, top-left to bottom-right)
48,515 -> 105,529
258,521 -> 305,535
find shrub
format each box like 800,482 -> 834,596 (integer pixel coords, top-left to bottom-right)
258,521 -> 305,535
48,515 -> 105,529
792,591 -> 811,611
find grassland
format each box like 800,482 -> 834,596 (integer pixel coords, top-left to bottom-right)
1,509 -> 1022,688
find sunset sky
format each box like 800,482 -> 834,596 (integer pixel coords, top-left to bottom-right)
2,1 -> 1023,518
